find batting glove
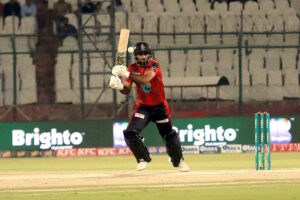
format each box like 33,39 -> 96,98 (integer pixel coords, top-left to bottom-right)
109,75 -> 124,90
112,65 -> 130,78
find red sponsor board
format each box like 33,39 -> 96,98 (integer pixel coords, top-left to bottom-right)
56,147 -> 132,157
56,148 -> 97,157
55,143 -> 300,157
158,146 -> 166,154
97,147 -> 132,156
270,143 -> 300,152
148,146 -> 158,154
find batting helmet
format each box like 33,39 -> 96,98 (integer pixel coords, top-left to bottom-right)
134,42 -> 152,66
134,42 -> 152,55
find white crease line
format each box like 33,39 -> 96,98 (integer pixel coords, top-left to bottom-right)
1,169 -> 300,180
1,179 -> 300,193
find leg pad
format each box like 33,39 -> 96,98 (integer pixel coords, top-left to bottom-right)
164,130 -> 183,167
124,130 -> 151,163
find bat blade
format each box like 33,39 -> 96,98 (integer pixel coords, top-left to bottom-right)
116,29 -> 130,66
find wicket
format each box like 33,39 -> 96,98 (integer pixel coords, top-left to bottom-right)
255,112 -> 271,170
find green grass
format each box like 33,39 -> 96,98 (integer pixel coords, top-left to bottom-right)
0,152 -> 299,171
0,152 -> 300,200
1,182 -> 300,200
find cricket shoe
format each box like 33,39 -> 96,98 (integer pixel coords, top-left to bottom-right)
137,161 -> 149,171
137,156 -> 151,171
168,158 -> 190,172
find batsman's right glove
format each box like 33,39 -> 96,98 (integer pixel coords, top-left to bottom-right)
109,75 -> 124,91
112,65 -> 130,78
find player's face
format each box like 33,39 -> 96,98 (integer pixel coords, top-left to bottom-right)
136,53 -> 150,65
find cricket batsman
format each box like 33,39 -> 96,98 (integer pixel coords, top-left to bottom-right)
109,42 -> 189,172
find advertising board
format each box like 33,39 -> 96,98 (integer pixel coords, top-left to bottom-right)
0,115 -> 299,151
0,120 -> 113,150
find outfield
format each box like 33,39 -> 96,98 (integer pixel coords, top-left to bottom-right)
0,152 -> 300,200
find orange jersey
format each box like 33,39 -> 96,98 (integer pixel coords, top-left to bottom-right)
125,59 -> 166,106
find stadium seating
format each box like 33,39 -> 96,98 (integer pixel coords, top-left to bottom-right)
147,0 -> 165,13
55,49 -> 125,104
158,13 -> 175,47
281,49 -> 297,71
200,61 -> 217,76
205,10 -> 222,45
290,0 -> 300,15
167,50 -> 186,99
131,0 -> 147,13
190,13 -> 205,46
274,0 -> 290,9
0,54 -> 37,105
182,55 -> 203,100
37,0 -> 300,104
217,49 -> 234,70
185,50 -> 201,77
267,70 -> 283,100
163,0 -> 181,12
283,69 -> 300,98
229,1 -> 243,14
245,1 -> 259,11
259,0 -> 275,10
3,0 -> 298,105
265,49 -> 281,71
220,12 -> 239,45
128,13 -> 142,42
153,50 -> 169,74
179,0 -> 197,13
115,11 -> 127,31
17,56 -> 37,105
142,12 -> 159,48
0,15 -> 37,54
169,50 -> 186,77
0,13 -> 37,105
121,0 -> 132,12
196,0 -> 211,12
174,14 -> 191,47
202,49 -> 217,64
213,1 -> 228,13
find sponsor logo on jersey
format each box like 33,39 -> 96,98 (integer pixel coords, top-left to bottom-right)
141,82 -> 152,93
134,113 -> 145,119
156,118 -> 169,123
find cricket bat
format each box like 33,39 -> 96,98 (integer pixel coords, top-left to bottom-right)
115,29 -> 130,66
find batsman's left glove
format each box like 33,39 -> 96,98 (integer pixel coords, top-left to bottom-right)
109,75 -> 124,90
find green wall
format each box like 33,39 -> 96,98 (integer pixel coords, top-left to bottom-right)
0,115 -> 299,150
0,120 -> 113,150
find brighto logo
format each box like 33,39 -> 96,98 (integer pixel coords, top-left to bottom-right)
12,128 -> 84,149
173,124 -> 238,146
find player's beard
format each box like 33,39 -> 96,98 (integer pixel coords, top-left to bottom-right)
137,56 -> 150,66
138,59 -> 148,66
